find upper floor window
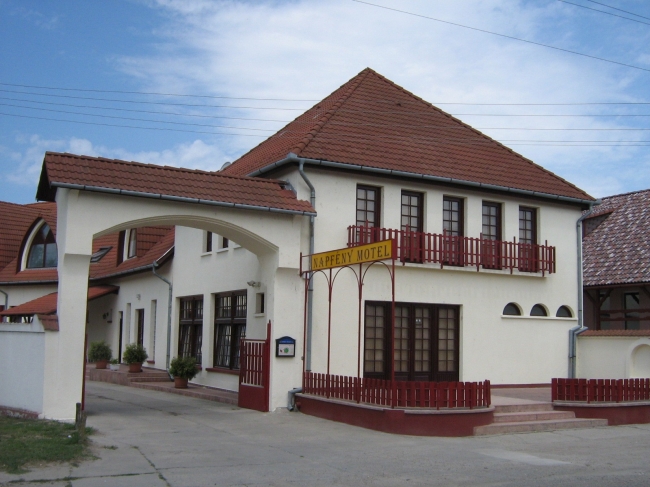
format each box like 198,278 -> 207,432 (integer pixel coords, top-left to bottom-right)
205,232 -> 213,252
26,223 -> 57,269
519,207 -> 537,244
356,185 -> 381,228
401,191 -> 423,232
443,196 -> 463,236
482,202 -> 501,240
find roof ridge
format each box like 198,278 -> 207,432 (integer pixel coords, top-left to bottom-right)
291,68 -> 373,155
602,187 -> 650,201
364,71 -> 593,201
44,152 -> 287,186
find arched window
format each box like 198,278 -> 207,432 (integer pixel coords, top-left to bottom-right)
127,229 -> 137,259
556,306 -> 573,318
531,304 -> 548,317
503,303 -> 522,316
27,223 -> 57,269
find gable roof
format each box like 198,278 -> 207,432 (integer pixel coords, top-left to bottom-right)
223,68 -> 593,203
0,199 -> 175,285
583,189 -> 650,287
37,152 -> 315,216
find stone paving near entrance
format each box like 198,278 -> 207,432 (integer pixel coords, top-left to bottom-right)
2,381 -> 650,487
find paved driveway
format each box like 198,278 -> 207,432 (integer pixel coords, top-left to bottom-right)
2,381 -> 650,486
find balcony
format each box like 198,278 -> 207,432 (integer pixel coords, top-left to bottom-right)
347,225 -> 555,275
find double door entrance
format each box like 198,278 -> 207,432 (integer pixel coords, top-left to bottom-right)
364,302 -> 459,382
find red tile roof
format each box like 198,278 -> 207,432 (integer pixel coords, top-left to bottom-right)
583,189 -> 650,287
0,200 -> 175,285
0,285 -> 119,316
580,330 -> 650,337
37,152 -> 314,215
223,68 -> 593,202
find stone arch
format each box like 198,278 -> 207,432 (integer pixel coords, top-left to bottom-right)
45,188 -> 307,419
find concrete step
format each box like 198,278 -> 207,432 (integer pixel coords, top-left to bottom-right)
493,410 -> 576,423
474,418 -> 608,436
493,403 -> 554,414
131,382 -> 238,405
128,376 -> 171,383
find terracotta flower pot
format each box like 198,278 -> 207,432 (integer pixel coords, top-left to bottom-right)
174,377 -> 189,389
128,362 -> 143,373
95,360 -> 108,370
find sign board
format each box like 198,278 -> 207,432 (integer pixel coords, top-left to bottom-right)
275,336 -> 296,357
310,239 -> 394,271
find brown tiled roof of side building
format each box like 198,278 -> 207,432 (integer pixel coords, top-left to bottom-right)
223,68 -> 593,202
0,201 -> 56,273
0,285 -> 118,316
0,201 -> 175,284
37,152 -> 315,215
583,189 -> 650,287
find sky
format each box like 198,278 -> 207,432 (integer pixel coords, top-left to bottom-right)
0,0 -> 649,204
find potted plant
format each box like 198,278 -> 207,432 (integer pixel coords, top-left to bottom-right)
169,356 -> 199,389
123,343 -> 148,373
109,358 -> 121,371
88,340 -> 112,369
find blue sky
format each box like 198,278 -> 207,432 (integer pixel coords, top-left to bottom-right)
1,0 -> 649,204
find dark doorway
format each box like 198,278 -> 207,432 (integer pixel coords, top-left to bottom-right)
364,301 -> 460,382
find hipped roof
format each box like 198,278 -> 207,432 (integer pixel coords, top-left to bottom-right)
224,68 -> 593,203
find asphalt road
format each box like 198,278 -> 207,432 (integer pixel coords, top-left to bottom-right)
2,381 -> 650,486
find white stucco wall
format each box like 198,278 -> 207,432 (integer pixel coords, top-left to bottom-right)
0,284 -> 58,311
577,336 -> 650,379
0,319 -> 45,414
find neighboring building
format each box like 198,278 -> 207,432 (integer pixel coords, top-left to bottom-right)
578,189 -> 650,379
1,68 -> 598,419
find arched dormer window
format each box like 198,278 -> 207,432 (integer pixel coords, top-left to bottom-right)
503,303 -> 522,316
26,222 -> 57,269
127,229 -> 137,259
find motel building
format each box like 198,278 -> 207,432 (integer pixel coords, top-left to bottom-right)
5,68 -> 645,435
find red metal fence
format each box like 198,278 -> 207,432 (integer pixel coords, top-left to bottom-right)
304,372 -> 491,409
348,225 -> 555,275
552,378 -> 650,403
238,321 -> 271,412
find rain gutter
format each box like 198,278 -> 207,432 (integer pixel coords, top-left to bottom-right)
569,203 -> 598,378
152,258 -> 173,379
248,154 -> 597,207
297,161 -> 316,372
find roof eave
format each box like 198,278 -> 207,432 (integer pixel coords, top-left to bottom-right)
47,182 -> 316,217
248,154 -> 599,207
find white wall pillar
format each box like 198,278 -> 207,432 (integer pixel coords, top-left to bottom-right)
42,189 -> 93,420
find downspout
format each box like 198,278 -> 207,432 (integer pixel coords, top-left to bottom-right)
298,161 -> 316,373
569,202 -> 598,378
152,262 -> 173,379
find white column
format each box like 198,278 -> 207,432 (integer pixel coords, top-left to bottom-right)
42,189 -> 93,420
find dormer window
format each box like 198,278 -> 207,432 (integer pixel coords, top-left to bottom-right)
127,229 -> 137,259
26,223 -> 57,269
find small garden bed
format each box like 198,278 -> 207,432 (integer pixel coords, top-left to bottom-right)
0,415 -> 93,474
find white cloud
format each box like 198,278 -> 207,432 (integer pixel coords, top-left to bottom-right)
109,0 -> 650,198
3,135 -> 231,188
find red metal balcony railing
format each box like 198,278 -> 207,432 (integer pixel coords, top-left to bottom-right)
304,372 -> 491,409
552,378 -> 650,403
347,225 -> 555,275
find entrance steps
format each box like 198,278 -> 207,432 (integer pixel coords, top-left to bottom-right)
474,403 -> 607,435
